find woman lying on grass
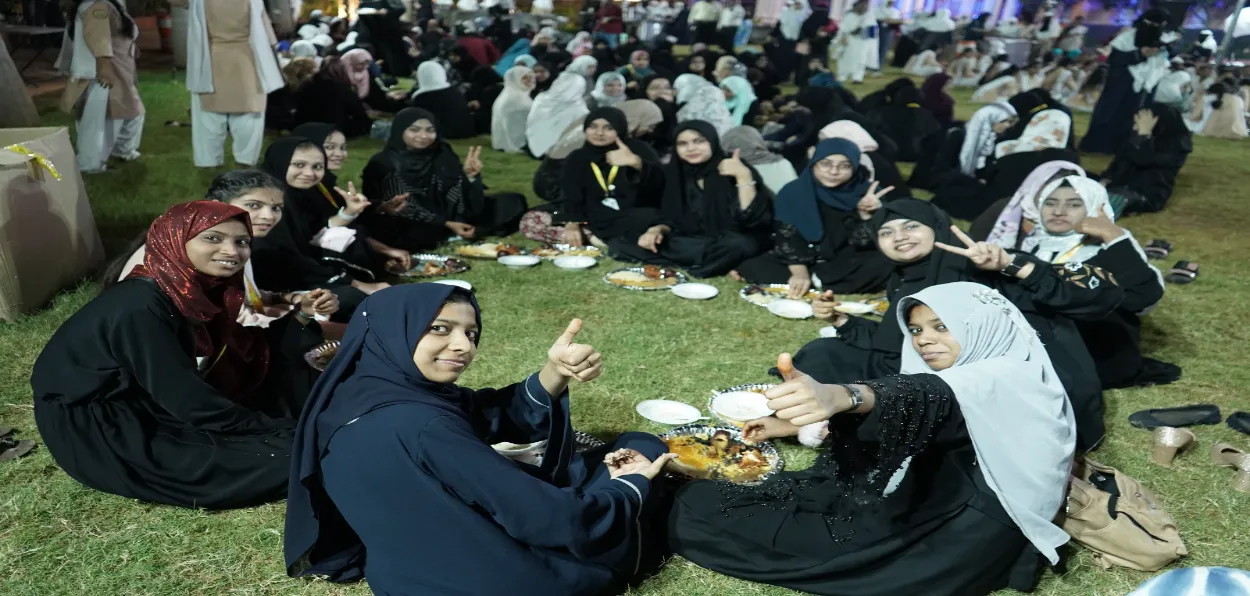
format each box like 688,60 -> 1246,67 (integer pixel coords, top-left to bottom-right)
285,284 -> 677,595
34,201 -> 306,509
668,282 -> 1076,596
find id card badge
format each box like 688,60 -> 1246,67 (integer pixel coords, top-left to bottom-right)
602,197 -> 621,210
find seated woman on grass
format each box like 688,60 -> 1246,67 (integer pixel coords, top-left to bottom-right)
362,108 -> 528,252
285,284 -> 676,595
668,282 -> 1076,596
734,139 -> 895,298
33,202 -> 304,510
611,121 -> 773,278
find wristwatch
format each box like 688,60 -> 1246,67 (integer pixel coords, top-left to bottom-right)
1000,254 -> 1025,277
839,384 -> 864,412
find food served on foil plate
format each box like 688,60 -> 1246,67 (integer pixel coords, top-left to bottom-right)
606,266 -> 682,289
532,244 -> 603,259
456,243 -> 522,258
740,284 -> 819,306
663,429 -> 774,483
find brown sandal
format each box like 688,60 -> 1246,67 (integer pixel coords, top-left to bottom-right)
1151,427 -> 1195,466
1211,443 -> 1250,493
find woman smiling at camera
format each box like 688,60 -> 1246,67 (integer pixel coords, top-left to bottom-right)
611,121 -> 772,277
285,284 -> 676,595
668,282 -> 1076,596
791,198 -> 1120,451
33,202 -> 303,509
734,139 -> 895,297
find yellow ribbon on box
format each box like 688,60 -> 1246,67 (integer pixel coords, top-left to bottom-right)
2,144 -> 63,181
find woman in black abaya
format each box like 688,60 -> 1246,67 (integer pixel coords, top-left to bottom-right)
361,108 -> 527,251
611,121 -> 773,278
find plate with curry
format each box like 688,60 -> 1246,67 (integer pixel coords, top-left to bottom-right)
659,425 -> 783,484
531,244 -> 603,259
401,254 -> 471,278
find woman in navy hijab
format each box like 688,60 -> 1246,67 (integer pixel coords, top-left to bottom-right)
284,284 -> 675,595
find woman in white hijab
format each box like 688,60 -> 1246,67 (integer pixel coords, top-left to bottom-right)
587,72 -> 627,110
1022,176 -> 1175,388
527,72 -> 590,157
667,280 -> 1076,595
566,31 -> 593,56
492,66 -> 536,153
958,101 -> 1018,175
673,73 -> 734,136
411,60 -> 452,97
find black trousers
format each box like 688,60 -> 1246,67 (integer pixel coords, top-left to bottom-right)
609,232 -> 765,279
694,21 -> 718,45
716,26 -> 739,51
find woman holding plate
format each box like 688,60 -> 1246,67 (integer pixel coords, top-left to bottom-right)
668,282 -> 1076,596
284,284 -> 677,595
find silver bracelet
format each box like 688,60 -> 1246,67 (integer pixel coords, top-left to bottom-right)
839,384 -> 864,411
736,180 -> 756,188
337,207 -> 359,222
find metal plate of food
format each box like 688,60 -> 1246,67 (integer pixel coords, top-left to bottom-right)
738,284 -> 819,307
304,340 -> 341,371
401,254 -> 471,278
455,242 -> 524,259
707,384 -> 777,428
573,430 -> 607,453
658,424 -> 783,485
531,244 -> 603,259
602,266 -> 689,291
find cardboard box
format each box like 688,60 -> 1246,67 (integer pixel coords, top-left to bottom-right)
0,126 -> 105,321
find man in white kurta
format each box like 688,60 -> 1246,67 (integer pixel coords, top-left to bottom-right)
173,0 -> 284,168
835,0 -> 877,83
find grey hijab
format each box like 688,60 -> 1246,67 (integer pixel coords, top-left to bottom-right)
895,282 -> 1076,565
721,125 -> 784,165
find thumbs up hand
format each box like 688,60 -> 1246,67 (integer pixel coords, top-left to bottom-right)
606,139 -> 643,169
546,319 -> 603,382
763,353 -> 848,426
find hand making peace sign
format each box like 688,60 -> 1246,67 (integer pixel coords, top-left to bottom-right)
335,181 -> 372,216
934,225 -> 1015,272
462,146 -> 483,179
856,181 -> 894,220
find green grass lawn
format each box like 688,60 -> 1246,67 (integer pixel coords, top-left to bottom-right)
2,69 -> 1249,596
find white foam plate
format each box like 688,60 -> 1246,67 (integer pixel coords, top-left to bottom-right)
833,301 -> 875,315
492,440 -> 547,455
710,391 -> 774,421
635,400 -> 704,425
498,254 -> 541,268
768,299 -> 814,319
433,279 -> 473,290
671,283 -> 719,300
553,255 -> 597,270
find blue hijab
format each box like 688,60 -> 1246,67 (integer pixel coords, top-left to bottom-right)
774,138 -> 871,242
494,38 -> 533,76
285,284 -> 482,581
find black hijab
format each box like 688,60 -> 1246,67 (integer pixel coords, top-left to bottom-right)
775,138 -> 872,242
285,284 -> 486,581
566,107 -> 660,184
866,199 -> 969,364
260,136 -> 336,241
662,121 -> 763,235
291,122 -> 342,188
369,107 -> 463,194
449,45 -> 481,80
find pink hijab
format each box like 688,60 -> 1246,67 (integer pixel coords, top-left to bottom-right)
340,49 -> 373,99
985,160 -> 1086,248
818,120 -> 879,153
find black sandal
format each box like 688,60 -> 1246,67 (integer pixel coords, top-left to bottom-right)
0,437 -> 36,462
1165,261 -> 1199,284
1229,412 -> 1250,436
1129,404 -> 1222,429
1144,239 -> 1171,260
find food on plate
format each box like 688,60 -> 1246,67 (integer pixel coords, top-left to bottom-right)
607,269 -> 680,288
531,247 -> 563,258
410,257 -> 466,277
562,247 -> 601,257
642,265 -> 678,280
495,243 -> 522,257
534,245 -> 602,259
663,431 -> 773,482
456,243 -> 501,258
741,284 -> 818,306
306,343 -> 339,370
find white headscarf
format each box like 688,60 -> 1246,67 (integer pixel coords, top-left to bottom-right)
567,55 -> 598,77
986,160 -> 1085,249
778,0 -> 810,40
527,72 -> 590,157
895,282 -> 1076,566
411,60 -> 451,97
994,109 -> 1071,158
590,72 -> 627,107
1153,70 -> 1193,110
1199,29 -> 1218,51
1109,29 -> 1173,93
959,101 -> 1016,175
923,8 -> 957,33
674,73 -> 735,136
492,66 -> 535,152
566,31 -> 592,53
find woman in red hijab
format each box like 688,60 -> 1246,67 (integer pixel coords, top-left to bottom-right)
32,201 -> 298,510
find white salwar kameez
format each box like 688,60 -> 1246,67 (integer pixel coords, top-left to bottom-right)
835,11 -> 877,83
183,0 -> 283,168
61,1 -> 145,173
